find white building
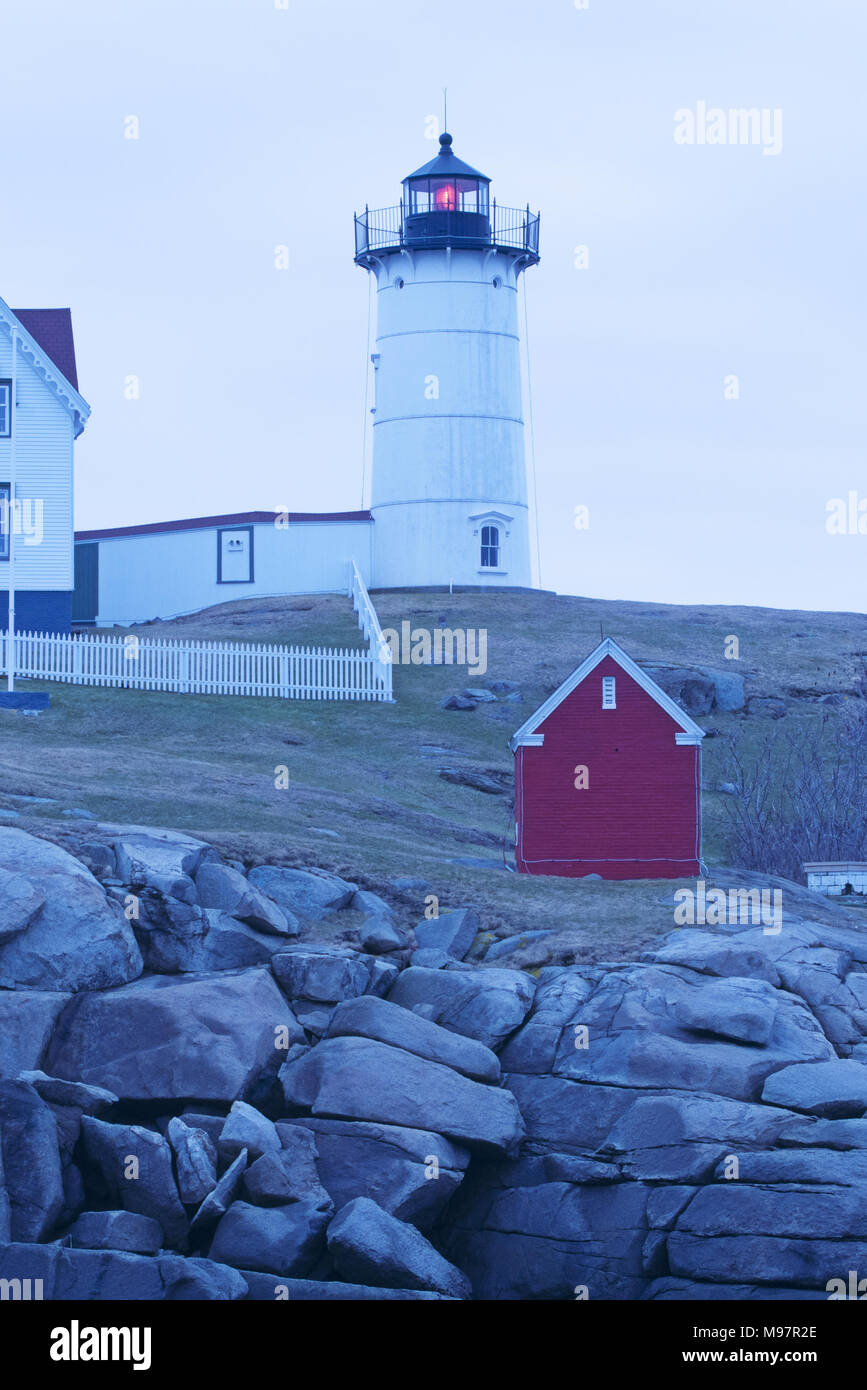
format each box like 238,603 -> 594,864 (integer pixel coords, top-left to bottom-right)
74,510 -> 374,628
0,299 -> 90,633
74,131 -> 541,625
803,862 -> 867,897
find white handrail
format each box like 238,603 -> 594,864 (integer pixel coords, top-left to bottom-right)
348,559 -> 393,702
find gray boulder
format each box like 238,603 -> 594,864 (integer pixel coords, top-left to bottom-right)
209,1198 -> 330,1276
640,666 -> 715,716
113,829 -> 212,887
485,930 -> 558,962
0,868 -> 44,940
505,1073 -> 664,1154
600,1092 -> 798,1181
0,992 -> 71,1077
242,1136 -> 332,1210
696,667 -> 746,712
350,888 -> 395,920
387,965 -> 536,1051
762,1059 -> 867,1117
411,948 -> 454,969
79,1116 -> 188,1248
218,1101 -> 281,1162
326,995 -> 500,1083
136,903 -> 283,974
0,1079 -> 64,1241
711,1147 -> 867,1186
440,695 -> 477,710
280,1036 -> 524,1156
279,1117 -> 470,1230
189,1149 -> 248,1236
549,964 -> 833,1102
326,1196 -> 471,1298
167,1118 -> 218,1207
248,866 -> 355,920
360,917 -> 407,954
46,968 -> 300,1102
442,1180 -> 650,1301
499,970 -> 597,1074
649,930 -> 782,986
271,943 -> 397,1004
69,1209 -> 163,1255
414,908 -> 479,960
0,828 -> 142,993
668,977 -> 776,1045
0,1242 -> 247,1299
16,1071 -> 117,1114
195,862 -> 297,936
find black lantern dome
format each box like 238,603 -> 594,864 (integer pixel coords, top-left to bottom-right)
401,133 -> 491,246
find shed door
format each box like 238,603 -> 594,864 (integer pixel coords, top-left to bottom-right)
72,543 -> 99,623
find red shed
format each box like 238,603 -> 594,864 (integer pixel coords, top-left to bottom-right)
510,638 -> 705,880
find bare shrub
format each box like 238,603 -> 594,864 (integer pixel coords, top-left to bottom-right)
722,709 -> 867,882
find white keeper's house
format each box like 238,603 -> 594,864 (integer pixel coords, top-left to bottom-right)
0,299 -> 90,634
72,129 -> 542,626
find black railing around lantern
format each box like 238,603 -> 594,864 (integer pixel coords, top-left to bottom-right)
354,201 -> 540,263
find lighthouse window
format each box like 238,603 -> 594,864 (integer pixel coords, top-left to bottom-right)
394,277 -> 405,289
492,276 -> 502,289
480,525 -> 499,568
406,178 -> 488,216
0,382 -> 10,437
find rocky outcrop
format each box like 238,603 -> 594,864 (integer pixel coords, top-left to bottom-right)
6,823 -> 867,1300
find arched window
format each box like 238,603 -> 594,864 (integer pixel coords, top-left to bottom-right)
480,524 -> 499,568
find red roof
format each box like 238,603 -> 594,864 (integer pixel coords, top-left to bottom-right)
13,308 -> 79,391
75,510 -> 373,542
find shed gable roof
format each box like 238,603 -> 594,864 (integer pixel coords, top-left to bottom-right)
0,298 -> 90,437
509,637 -> 706,751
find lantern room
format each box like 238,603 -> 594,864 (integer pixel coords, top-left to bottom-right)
401,133 -> 491,246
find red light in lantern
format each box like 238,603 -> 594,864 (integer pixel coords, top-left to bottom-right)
434,183 -> 456,211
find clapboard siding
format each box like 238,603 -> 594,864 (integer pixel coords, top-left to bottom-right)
515,654 -> 702,880
88,519 -> 375,625
0,329 -> 74,593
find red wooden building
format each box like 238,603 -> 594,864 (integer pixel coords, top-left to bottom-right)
510,637 -> 705,880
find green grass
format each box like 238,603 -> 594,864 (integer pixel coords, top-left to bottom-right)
2,589 -> 865,963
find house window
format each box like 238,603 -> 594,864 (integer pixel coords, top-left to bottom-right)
480,524 -> 499,568
0,484 -> 9,561
602,676 -> 616,709
0,382 -> 11,437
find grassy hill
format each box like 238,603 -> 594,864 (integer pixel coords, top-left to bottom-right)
1,588 -> 865,964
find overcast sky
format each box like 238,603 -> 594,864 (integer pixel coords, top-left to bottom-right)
2,0 -> 864,611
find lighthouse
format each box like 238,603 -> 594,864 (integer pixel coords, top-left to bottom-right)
354,132 -> 540,590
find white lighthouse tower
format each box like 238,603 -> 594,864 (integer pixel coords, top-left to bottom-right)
354,132 -> 540,589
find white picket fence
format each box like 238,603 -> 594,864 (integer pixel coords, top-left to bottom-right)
0,561 -> 394,703
0,626 -> 393,703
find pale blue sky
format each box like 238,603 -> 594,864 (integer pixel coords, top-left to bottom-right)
2,0 -> 864,611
